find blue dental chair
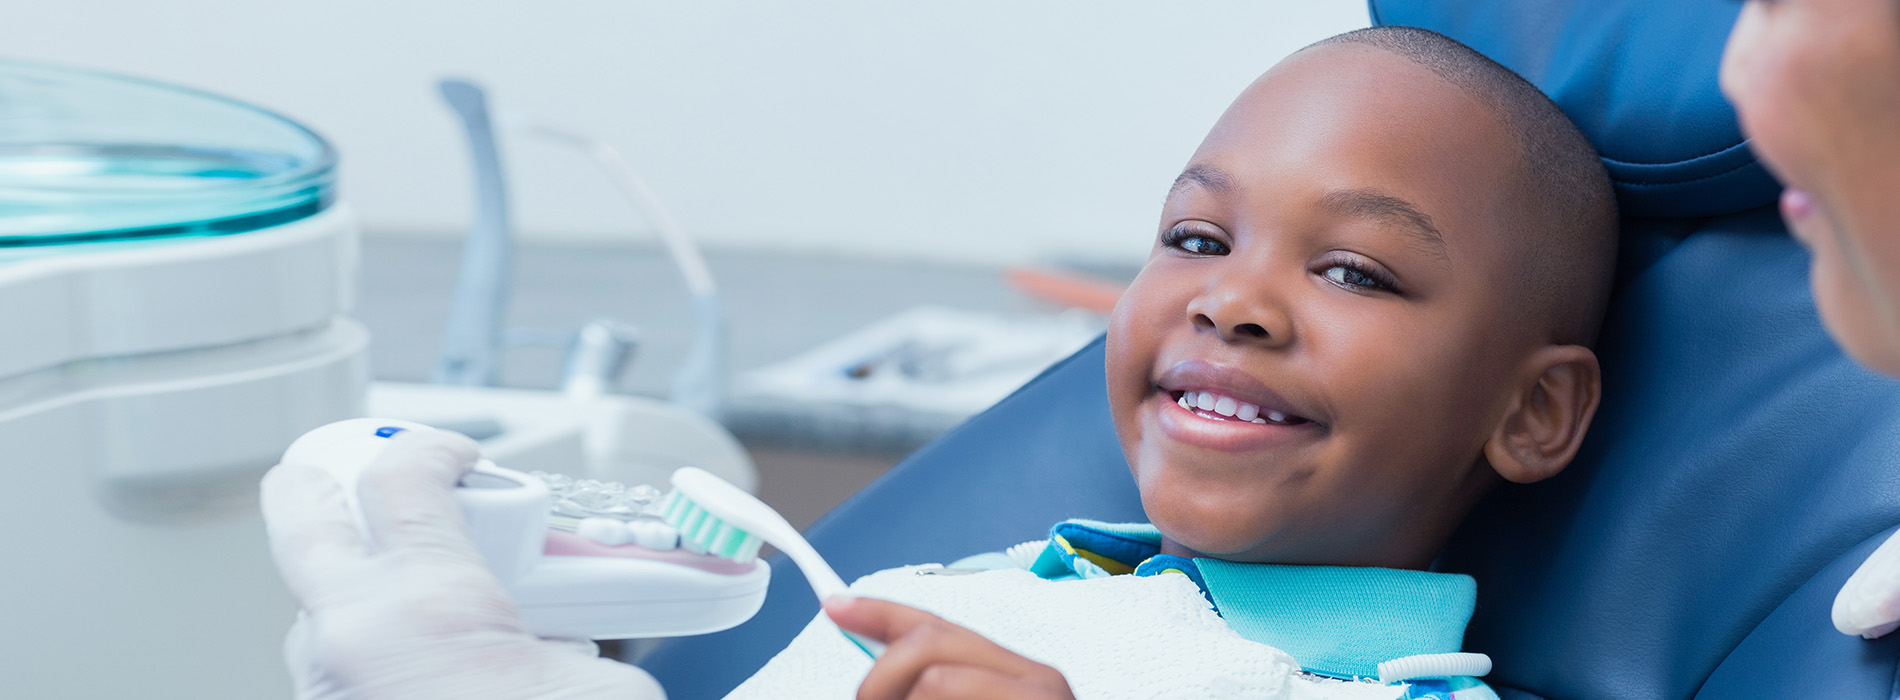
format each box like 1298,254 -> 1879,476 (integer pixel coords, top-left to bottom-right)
642,1 -> 1900,698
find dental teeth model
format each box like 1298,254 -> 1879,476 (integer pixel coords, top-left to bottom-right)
280,419 -> 770,640
533,472 -> 683,550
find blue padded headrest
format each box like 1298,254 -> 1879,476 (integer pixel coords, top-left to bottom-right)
1441,215 -> 1900,700
1370,0 -> 1783,219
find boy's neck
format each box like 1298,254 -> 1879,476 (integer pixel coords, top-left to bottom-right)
1157,535 -> 1439,570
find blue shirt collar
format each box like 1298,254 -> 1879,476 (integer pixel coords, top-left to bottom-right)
1033,519 -> 1477,680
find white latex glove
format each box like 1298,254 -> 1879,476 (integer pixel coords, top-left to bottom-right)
1835,528 -> 1900,638
261,429 -> 665,699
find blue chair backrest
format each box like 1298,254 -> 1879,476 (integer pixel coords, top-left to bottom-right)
1368,1 -> 1900,698
643,3 -> 1900,698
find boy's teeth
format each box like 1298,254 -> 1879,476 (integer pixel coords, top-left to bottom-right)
1177,390 -> 1273,424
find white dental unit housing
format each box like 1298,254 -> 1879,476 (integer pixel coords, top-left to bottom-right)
0,61 -> 363,697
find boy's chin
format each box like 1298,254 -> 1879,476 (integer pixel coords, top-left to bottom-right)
1145,502 -> 1286,560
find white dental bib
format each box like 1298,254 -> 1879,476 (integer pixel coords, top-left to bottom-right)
727,565 -> 1405,700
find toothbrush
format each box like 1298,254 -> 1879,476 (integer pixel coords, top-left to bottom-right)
660,466 -> 886,658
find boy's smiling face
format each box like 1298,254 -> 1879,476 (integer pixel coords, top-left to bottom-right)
1108,44 -> 1572,569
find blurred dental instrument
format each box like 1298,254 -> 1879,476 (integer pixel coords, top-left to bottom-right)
434,79 -> 513,388
369,78 -> 752,495
514,121 -> 724,417
732,306 -> 1104,452
1003,265 -> 1127,313
431,78 -> 725,418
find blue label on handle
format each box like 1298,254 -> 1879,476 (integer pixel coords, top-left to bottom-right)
374,426 -> 407,438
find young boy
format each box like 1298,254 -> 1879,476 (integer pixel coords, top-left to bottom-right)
735,25 -> 1618,700
258,23 -> 1617,700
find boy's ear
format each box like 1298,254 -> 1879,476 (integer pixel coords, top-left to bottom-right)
1483,344 -> 1603,484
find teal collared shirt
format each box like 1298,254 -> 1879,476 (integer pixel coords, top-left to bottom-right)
953,519 -> 1492,697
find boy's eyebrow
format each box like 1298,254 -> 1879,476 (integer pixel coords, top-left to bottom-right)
1322,188 -> 1450,264
1170,164 -> 1234,195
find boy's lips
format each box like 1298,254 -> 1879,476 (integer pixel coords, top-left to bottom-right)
1151,360 -> 1324,452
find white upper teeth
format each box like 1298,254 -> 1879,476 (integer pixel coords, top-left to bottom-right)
578,517 -> 632,546
628,520 -> 680,550
577,517 -> 680,550
1180,390 -> 1294,425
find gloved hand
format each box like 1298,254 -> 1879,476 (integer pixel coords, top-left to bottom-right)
261,429 -> 665,700
1836,528 -> 1900,639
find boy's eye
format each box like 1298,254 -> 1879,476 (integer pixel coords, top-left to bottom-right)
1161,225 -> 1230,256
1322,263 -> 1398,293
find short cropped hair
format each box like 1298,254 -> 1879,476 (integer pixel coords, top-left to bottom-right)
1314,26 -> 1619,346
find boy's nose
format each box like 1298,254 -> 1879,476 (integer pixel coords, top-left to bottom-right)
1186,279 -> 1292,346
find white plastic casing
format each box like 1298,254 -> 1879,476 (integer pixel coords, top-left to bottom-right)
0,207 -> 367,698
0,206 -> 357,382
513,556 -> 770,639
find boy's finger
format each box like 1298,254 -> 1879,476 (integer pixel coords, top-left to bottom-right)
903,665 -> 1073,700
826,595 -> 946,642
834,598 -> 1058,700
355,429 -> 485,559
260,463 -> 370,605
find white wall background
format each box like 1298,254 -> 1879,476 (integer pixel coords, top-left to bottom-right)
2,1 -> 1368,266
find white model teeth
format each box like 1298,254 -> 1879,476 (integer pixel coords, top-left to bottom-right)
1267,411 -> 1287,423
578,517 -> 680,550
629,520 -> 680,550
578,517 -> 632,546
1236,403 -> 1258,421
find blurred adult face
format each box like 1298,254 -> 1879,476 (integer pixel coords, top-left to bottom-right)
1721,0 -> 1900,374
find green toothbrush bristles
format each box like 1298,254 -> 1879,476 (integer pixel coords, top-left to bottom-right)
661,491 -> 765,563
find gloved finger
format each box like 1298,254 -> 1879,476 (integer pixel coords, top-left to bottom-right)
355,429 -> 485,559
1835,528 -> 1900,637
543,637 -> 604,658
282,611 -> 331,697
261,462 -> 370,605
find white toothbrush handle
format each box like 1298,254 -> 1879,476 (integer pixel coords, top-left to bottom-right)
776,540 -> 884,658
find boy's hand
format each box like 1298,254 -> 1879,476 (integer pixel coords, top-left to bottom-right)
825,596 -> 1076,700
